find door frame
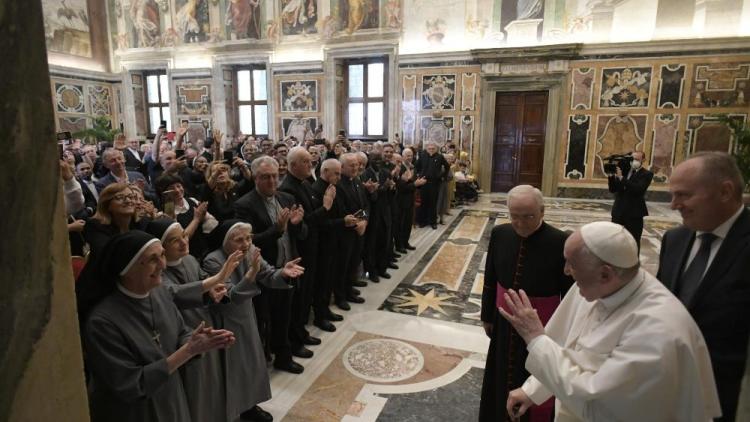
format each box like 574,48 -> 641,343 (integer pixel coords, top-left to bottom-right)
478,74 -> 567,196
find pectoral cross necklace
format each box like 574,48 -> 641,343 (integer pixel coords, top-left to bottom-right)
149,295 -> 161,347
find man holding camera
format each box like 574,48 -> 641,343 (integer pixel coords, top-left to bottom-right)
607,150 -> 653,250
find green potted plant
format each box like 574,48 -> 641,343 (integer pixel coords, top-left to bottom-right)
73,116 -> 121,145
723,117 -> 750,203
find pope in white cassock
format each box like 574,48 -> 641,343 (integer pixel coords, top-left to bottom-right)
501,221 -> 722,421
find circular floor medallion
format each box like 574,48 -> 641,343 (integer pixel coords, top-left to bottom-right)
342,339 -> 424,383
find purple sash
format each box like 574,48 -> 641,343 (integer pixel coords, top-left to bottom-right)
496,283 -> 560,422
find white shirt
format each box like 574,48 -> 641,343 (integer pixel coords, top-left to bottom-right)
127,147 -> 142,162
683,205 -> 745,277
521,270 -> 721,421
175,198 -> 219,234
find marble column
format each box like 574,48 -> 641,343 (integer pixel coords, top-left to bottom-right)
0,0 -> 89,420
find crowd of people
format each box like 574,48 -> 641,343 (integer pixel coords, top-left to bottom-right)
60,127 -> 476,422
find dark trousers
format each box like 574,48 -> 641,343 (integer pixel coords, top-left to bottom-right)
334,231 -> 357,301
417,181 -> 439,226
612,215 -> 644,251
395,197 -> 415,248
290,248 -> 317,347
313,237 -> 337,319
255,287 -> 293,362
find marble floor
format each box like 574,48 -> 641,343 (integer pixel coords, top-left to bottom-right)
261,193 -> 682,422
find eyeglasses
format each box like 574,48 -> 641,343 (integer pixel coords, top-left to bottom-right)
509,213 -> 539,221
112,194 -> 138,202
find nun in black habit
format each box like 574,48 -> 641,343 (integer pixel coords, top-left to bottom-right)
84,231 -> 236,422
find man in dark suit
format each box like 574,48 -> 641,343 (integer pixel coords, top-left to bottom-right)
310,159 -> 356,330
415,141 -> 450,229
335,153 -> 370,310
607,150 -> 653,249
657,151 -> 750,421
280,147 -> 336,336
94,148 -> 150,195
233,156 -> 309,374
124,138 -> 145,173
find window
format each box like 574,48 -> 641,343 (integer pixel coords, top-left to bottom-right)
345,59 -> 387,139
145,71 -> 170,135
235,67 -> 268,136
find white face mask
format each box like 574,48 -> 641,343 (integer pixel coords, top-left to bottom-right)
631,160 -> 642,170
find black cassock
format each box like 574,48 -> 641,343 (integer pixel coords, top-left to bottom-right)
479,222 -> 573,422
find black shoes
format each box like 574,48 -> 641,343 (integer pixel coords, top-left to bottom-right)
431,224 -> 438,229
405,244 -> 416,250
350,287 -> 361,296
241,405 -> 273,421
326,311 -> 343,321
395,248 -> 407,254
336,300 -> 351,311
292,345 -> 314,358
352,279 -> 367,287
368,274 -> 380,283
387,263 -> 399,270
273,359 -> 304,374
302,335 -> 321,346
379,272 -> 392,279
347,295 -> 365,304
314,319 -> 336,332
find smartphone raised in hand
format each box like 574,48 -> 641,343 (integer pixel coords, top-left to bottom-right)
223,150 -> 234,163
162,189 -> 176,219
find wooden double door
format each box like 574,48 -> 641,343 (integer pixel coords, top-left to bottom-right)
490,91 -> 548,192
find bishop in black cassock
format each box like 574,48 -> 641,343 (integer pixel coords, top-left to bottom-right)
480,218 -> 573,422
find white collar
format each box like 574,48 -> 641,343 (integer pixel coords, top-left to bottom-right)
697,205 -> 744,241
116,282 -> 149,299
597,269 -> 645,312
166,257 -> 183,267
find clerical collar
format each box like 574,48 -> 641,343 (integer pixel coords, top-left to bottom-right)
117,282 -> 149,299
166,257 -> 183,267
597,269 -> 644,312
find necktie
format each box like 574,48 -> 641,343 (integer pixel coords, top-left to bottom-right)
677,233 -> 717,305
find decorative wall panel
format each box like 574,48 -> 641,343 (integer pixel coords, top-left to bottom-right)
570,68 -> 595,110
564,115 -> 590,179
651,114 -> 680,182
599,66 -> 652,108
281,80 -> 318,112
593,115 -> 648,179
274,73 -> 324,141
175,81 -> 212,116
51,76 -> 118,135
560,55 -> 750,191
657,64 -> 686,109
399,65 -> 481,166
690,63 -> 750,108
460,73 -> 477,111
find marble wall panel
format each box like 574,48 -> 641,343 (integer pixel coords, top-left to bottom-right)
690,62 -> 750,108
560,55 -> 750,192
570,67 -> 595,110
175,80 -> 212,116
599,66 -> 652,108
50,76 -> 119,134
564,114 -> 590,180
273,73 -> 324,141
280,80 -> 318,112
685,114 -> 747,155
657,64 -> 686,109
422,74 -> 457,110
651,114 -> 680,182
593,114 -> 647,179
399,65 -> 480,165
461,73 -> 477,111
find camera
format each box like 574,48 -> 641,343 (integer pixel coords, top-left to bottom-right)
604,154 -> 633,175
